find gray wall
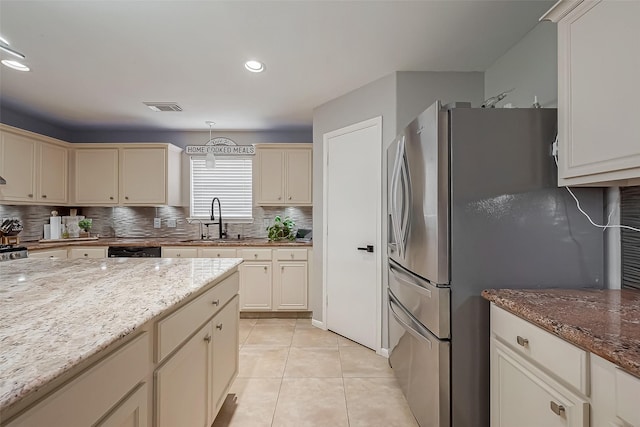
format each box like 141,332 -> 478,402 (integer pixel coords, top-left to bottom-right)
0,103 -> 72,141
484,21 -> 558,108
311,71 -> 484,344
311,73 -> 397,326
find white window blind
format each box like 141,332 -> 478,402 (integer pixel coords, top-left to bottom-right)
190,157 -> 253,220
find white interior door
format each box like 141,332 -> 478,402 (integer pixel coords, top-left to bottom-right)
323,117 -> 382,351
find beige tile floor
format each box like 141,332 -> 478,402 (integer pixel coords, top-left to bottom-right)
212,318 -> 418,427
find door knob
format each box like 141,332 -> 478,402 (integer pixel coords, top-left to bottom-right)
357,245 -> 374,253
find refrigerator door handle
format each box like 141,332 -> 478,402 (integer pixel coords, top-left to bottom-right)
398,139 -> 412,257
389,138 -> 403,256
389,263 -> 432,298
389,292 -> 433,348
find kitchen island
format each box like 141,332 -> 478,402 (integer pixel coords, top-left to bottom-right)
0,257 -> 242,426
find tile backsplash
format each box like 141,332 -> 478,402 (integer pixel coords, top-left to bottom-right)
0,205 -> 312,242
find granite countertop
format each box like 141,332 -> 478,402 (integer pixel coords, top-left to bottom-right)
0,257 -> 243,411
482,288 -> 640,378
23,237 -> 312,251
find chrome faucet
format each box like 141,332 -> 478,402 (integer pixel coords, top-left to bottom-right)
210,197 -> 226,239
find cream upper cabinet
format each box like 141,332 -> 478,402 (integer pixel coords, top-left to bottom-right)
38,142 -> 68,204
74,148 -> 119,204
72,143 -> 182,206
255,144 -> 312,206
543,0 -> 640,186
0,127 -> 68,204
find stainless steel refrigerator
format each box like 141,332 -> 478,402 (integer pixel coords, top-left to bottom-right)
386,101 -> 604,427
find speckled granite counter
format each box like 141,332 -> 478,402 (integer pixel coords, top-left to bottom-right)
482,289 -> 640,378
23,237 -> 312,251
0,257 -> 242,412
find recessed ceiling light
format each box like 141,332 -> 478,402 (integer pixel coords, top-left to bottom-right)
0,36 -> 10,45
244,60 -> 265,73
1,60 -> 29,72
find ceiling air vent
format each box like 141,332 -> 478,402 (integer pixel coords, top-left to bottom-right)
143,102 -> 183,112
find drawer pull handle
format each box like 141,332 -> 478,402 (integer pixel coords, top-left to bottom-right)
204,334 -> 211,343
216,323 -> 223,330
550,401 -> 565,416
516,336 -> 529,347
212,299 -> 220,306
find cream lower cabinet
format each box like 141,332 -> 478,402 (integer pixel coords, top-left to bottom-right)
68,246 -> 108,259
161,246 -> 199,258
95,382 -> 148,427
28,248 -> 69,259
239,262 -> 273,310
155,294 -> 239,427
155,321 -> 212,427
491,304 -> 640,427
6,333 -> 150,427
491,338 -> 589,427
273,249 -> 308,310
543,0 -> 640,186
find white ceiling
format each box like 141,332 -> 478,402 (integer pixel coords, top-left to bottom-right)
0,0 -> 553,132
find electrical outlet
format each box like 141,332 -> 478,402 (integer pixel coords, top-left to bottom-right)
153,218 -> 161,229
167,218 -> 177,228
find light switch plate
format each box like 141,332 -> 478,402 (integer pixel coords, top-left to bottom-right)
167,218 -> 177,228
153,218 -> 161,228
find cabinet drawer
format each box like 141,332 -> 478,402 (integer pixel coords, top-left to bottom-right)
7,333 -> 149,427
156,272 -> 239,362
615,368 -> 640,426
490,305 -> 588,394
275,248 -> 307,261
200,248 -> 237,258
162,247 -> 199,258
239,248 -> 272,261
68,247 -> 107,259
28,249 -> 68,259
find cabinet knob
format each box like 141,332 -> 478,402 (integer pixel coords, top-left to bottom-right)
264,266 -> 267,272
204,334 -> 211,343
216,323 -> 223,330
516,336 -> 529,347
42,194 -> 47,198
216,253 -> 220,257
550,401 -> 565,416
28,194 -> 33,198
288,196 -> 292,200
278,196 -> 281,200
84,253 -> 88,257
125,196 -> 129,200
176,253 -> 181,257
212,299 -> 220,306
290,253 -> 294,259
109,196 -> 114,200
254,254 -> 258,259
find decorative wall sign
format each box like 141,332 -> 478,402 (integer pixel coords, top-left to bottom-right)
186,137 -> 256,156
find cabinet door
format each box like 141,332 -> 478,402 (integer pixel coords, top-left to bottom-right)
274,262 -> 308,310
210,295 -> 239,418
239,263 -> 272,310
491,339 -> 588,427
75,149 -> 119,204
29,249 -> 68,259
0,131 -> 36,201
68,247 -> 107,259
256,150 -> 284,204
95,382 -> 148,427
120,147 -> 167,205
557,1 -> 640,185
38,142 -> 68,204
155,323 -> 212,427
162,247 -> 199,258
285,149 -> 312,204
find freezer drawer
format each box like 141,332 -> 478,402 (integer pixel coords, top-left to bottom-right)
389,290 -> 450,427
389,260 -> 450,339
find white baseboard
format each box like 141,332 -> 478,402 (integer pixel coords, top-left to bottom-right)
378,348 -> 390,358
311,319 -> 326,330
